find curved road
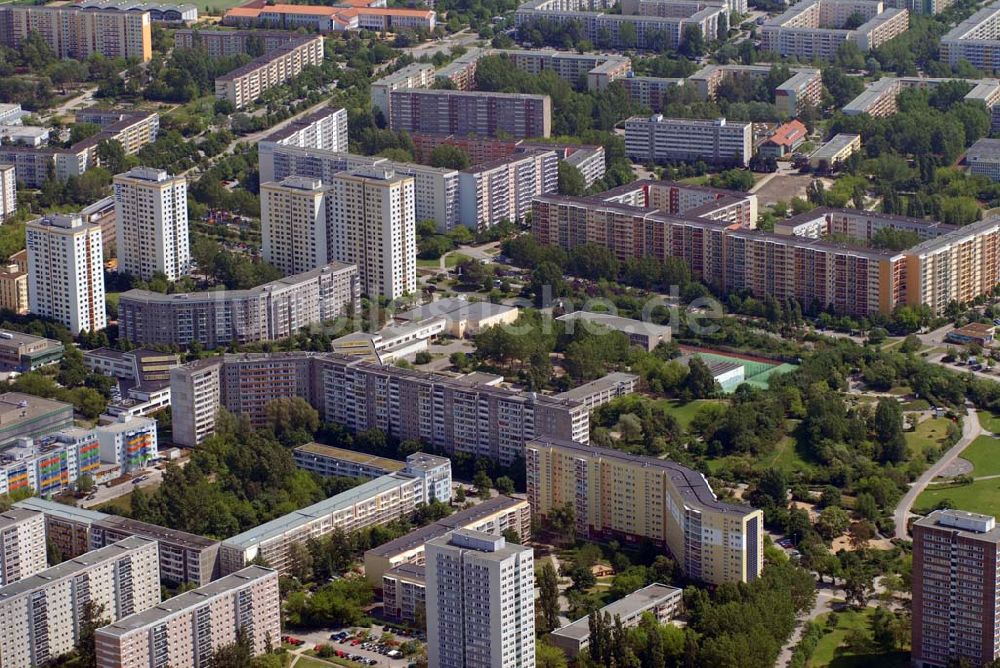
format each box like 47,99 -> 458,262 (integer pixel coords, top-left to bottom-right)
893,406 -> 981,540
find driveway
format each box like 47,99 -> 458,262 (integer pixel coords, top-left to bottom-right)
893,406 -> 981,539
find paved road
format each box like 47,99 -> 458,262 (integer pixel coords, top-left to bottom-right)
893,406 -> 981,540
402,29 -> 480,59
42,86 -> 97,122
80,467 -> 166,509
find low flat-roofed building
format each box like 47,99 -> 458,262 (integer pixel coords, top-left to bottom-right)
0,392 -> 74,448
13,497 -> 109,560
554,372 -> 639,411
946,322 -> 996,347
395,296 -> 519,338
331,317 -> 447,364
678,353 -> 745,390
90,515 -> 221,586
557,311 -> 671,352
363,495 -> 532,585
809,133 -> 861,170
0,330 -> 64,372
967,137 -> 1000,182
549,583 -> 683,657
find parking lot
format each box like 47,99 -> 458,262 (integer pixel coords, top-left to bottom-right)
284,625 -> 419,668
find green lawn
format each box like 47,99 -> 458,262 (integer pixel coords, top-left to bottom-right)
758,429 -> 814,473
905,417 -> 949,459
957,435 -> 1000,477
980,411 -> 1000,434
654,398 -> 726,431
416,252 -> 470,269
916,478 -> 1000,516
808,609 -> 909,668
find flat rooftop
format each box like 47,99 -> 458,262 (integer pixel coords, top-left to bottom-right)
14,497 -> 110,524
968,137 -> 1000,161
95,515 -> 217,550
0,507 -> 41,529
384,562 -> 425,582
551,583 -> 682,641
0,330 -> 62,351
0,392 -> 72,428
293,442 -> 405,472
96,566 -> 276,637
555,372 -> 638,401
811,133 -> 860,160
0,536 -> 152,602
396,297 -> 517,323
367,495 -> 526,558
261,106 -> 344,144
914,509 -> 1000,540
222,472 -> 417,550
557,311 -> 671,337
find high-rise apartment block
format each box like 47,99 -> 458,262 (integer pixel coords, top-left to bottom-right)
118,262 -> 359,348
0,509 -> 46,587
0,263 -> 28,315
515,0 -> 724,51
13,498 -> 109,560
215,34 -> 325,109
941,0 -> 1000,69
95,415 -> 158,474
90,516 -> 220,586
257,106 -> 349,182
0,5 -> 152,61
459,150 -> 558,231
912,510 -> 1000,668
26,214 -> 106,335
364,495 -> 532,587
114,167 -> 189,282
526,437 -> 764,585
261,176 -> 330,276
0,536 -> 161,668
624,115 -> 752,166
0,164 -> 15,221
389,89 -> 551,139
328,168 -> 417,299
94,565 -> 280,668
219,471 -> 425,575
426,529 -> 535,668
534,181 -> 1000,317
760,0 -> 909,59
261,147 -> 459,230
169,352 -> 589,466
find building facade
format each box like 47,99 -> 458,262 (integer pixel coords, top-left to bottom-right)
118,262 -> 359,348
26,214 -> 106,335
0,5 -> 152,61
0,164 -> 15,222
389,89 -> 552,139
12,498 -> 109,560
0,536 -> 160,668
526,437 -> 764,585
941,0 -> 1000,69
219,472 -> 424,575
327,168 -> 417,299
624,115 -> 752,166
90,516 -> 220,586
114,167 -> 189,282
426,530 -> 535,668
95,416 -> 158,474
0,509 -> 46,587
257,106 -> 349,182
94,565 -> 280,668
214,34 -> 325,109
261,176 -> 331,276
459,150 -> 558,231
912,509 -> 1000,668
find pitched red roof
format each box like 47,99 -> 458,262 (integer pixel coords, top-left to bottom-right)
767,120 -> 808,147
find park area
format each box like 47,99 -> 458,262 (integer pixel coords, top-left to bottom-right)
916,433 -> 1000,516
805,608 -> 909,668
